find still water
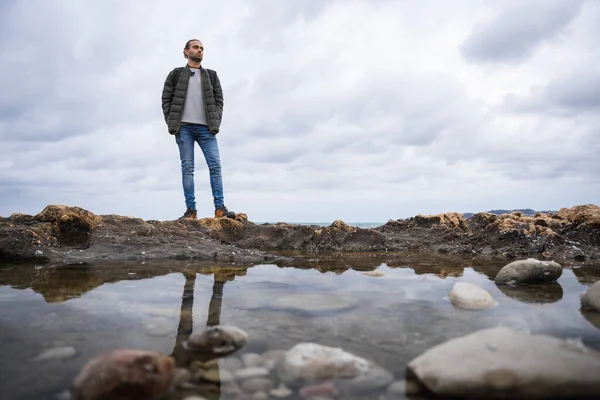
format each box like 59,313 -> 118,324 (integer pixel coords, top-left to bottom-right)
1,253 -> 599,400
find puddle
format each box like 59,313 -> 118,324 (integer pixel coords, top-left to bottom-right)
0,254 -> 599,399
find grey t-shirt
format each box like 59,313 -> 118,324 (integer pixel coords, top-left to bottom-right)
181,68 -> 208,126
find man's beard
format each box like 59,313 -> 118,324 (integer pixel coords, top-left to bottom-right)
190,54 -> 202,63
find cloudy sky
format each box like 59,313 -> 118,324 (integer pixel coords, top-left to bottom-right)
1,0 -> 598,222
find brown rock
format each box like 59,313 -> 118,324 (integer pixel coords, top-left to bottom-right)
557,204 -> 600,227
70,349 -> 174,400
411,212 -> 468,231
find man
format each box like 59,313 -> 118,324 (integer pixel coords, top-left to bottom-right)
161,39 -> 236,220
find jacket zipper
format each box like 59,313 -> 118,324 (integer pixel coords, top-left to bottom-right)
201,69 -> 210,129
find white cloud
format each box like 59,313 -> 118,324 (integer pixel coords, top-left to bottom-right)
1,0 -> 599,222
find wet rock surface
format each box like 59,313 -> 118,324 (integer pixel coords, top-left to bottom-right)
581,281 -> 600,312
2,204 -> 600,265
495,258 -> 563,284
70,349 -> 175,400
407,327 -> 600,399
448,282 -> 497,310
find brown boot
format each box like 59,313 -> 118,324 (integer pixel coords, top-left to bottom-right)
178,208 -> 197,220
214,206 -> 235,219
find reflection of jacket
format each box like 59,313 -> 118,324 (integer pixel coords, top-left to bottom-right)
161,66 -> 224,135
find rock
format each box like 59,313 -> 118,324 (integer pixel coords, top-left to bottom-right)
240,377 -> 274,393
386,379 -> 421,396
70,349 -> 174,400
262,349 -> 286,363
187,325 -> 248,354
272,293 -> 357,316
142,318 -> 172,337
336,365 -> 394,394
411,212 -> 468,230
242,353 -> 265,368
557,204 -> 600,227
219,356 -> 244,372
270,384 -> 293,398
448,282 -> 497,310
33,346 -> 77,361
235,367 -> 270,380
172,368 -> 192,388
3,204 -> 600,264
407,327 -> 600,399
494,258 -> 562,284
581,281 -> 600,312
201,368 -> 234,383
581,309 -> 600,330
251,392 -> 269,400
278,343 -> 370,387
299,380 -> 339,398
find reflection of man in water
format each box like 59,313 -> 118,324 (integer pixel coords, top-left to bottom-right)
171,271 -> 233,366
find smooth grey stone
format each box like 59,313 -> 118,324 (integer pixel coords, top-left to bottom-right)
33,346 -> 77,361
495,258 -> 562,284
581,281 -> 600,312
408,327 -> 600,398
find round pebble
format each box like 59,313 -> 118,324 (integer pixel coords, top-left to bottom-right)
202,368 -> 235,383
336,366 -> 394,394
173,368 -> 192,387
252,391 -> 269,400
270,384 -> 293,398
262,349 -> 286,363
33,346 -> 77,361
242,353 -> 265,368
235,367 -> 270,380
241,377 -> 274,393
142,318 -> 172,337
219,357 -> 244,372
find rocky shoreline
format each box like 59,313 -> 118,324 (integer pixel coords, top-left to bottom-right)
1,204 -> 599,266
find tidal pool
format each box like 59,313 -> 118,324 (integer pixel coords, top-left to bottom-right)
1,253 -> 599,400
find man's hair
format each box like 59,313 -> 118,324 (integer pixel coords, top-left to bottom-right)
183,39 -> 200,59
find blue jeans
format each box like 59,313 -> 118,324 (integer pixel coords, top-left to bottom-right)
175,124 -> 224,210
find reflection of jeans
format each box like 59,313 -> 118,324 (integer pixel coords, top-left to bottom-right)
175,124 -> 224,210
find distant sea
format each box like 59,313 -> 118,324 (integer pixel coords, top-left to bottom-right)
257,222 -> 385,229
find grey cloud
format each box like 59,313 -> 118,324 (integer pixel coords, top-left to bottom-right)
503,70 -> 600,116
461,0 -> 583,63
236,0 -> 333,49
547,70 -> 600,111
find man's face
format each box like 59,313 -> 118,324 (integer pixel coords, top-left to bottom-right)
186,41 -> 204,63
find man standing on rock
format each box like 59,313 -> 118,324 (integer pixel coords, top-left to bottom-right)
161,39 -> 236,220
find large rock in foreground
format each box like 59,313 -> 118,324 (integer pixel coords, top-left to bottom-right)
407,327 -> 600,399
71,349 -> 174,400
494,258 -> 562,284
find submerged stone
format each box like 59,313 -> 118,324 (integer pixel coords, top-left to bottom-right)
278,342 -> 371,387
448,282 -> 497,310
272,293 -> 357,315
187,325 -> 248,355
33,346 -> 77,361
70,349 -> 174,400
407,327 -> 600,399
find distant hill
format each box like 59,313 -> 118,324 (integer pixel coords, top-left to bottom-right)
462,209 -> 557,219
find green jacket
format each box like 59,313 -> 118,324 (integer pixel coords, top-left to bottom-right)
161,66 -> 224,135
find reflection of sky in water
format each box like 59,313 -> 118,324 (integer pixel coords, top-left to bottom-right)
0,262 -> 599,399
